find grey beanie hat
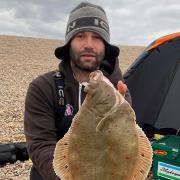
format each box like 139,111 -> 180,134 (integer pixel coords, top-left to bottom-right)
55,2 -> 119,61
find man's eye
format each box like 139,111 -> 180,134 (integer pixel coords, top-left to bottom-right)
94,36 -> 101,39
76,34 -> 83,38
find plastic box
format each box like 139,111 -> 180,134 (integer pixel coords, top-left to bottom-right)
152,135 -> 180,180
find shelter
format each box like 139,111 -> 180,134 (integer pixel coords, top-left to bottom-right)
123,32 -> 180,137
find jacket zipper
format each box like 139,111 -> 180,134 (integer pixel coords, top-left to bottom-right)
78,82 -> 88,110
78,83 -> 83,110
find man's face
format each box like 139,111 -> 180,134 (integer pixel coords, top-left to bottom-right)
70,31 -> 105,72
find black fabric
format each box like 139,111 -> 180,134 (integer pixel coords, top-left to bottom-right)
100,59 -> 113,76
0,144 -> 16,165
124,36 -> 180,134
0,143 -> 28,165
142,124 -> 180,138
30,166 -> 44,180
155,60 -> 180,129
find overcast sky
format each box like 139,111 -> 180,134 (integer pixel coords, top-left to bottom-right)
0,0 -> 179,46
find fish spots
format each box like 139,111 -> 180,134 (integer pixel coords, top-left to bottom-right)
53,70 -> 152,179
74,122 -> 80,127
74,143 -> 80,149
75,167 -> 80,171
74,143 -> 81,154
140,169 -> 144,174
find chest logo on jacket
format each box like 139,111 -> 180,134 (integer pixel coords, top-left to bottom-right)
64,104 -> 74,116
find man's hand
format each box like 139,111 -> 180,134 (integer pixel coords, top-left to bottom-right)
117,80 -> 127,97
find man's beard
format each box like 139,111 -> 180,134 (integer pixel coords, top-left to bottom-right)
70,48 -> 105,72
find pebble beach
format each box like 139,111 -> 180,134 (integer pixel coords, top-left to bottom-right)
0,35 -> 154,179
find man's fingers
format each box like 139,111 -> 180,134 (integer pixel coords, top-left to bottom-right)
117,81 -> 127,96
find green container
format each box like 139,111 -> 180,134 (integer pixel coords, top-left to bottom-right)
152,135 -> 180,180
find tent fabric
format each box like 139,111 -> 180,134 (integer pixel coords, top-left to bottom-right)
147,32 -> 180,51
155,63 -> 180,129
123,33 -> 180,136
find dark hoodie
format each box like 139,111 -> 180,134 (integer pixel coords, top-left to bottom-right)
24,58 -> 131,180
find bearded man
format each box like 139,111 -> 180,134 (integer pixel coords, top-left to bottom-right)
24,2 -> 131,180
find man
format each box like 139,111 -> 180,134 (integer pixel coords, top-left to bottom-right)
24,2 -> 131,180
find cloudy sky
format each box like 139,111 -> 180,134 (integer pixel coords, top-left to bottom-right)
0,0 -> 179,46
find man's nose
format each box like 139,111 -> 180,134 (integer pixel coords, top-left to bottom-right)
83,37 -> 94,49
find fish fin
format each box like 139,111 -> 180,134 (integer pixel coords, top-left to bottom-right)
53,128 -> 72,180
96,92 -> 124,132
96,115 -> 107,132
130,125 -> 153,180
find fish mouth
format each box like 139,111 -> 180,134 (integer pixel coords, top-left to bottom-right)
89,70 -> 103,81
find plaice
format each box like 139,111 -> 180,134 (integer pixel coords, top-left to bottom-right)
53,70 -> 152,180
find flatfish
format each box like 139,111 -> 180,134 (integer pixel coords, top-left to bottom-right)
53,70 -> 152,180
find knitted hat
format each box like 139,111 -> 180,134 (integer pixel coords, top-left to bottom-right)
55,2 -> 119,61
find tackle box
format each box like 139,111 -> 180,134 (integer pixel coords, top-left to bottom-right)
152,135 -> 180,180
